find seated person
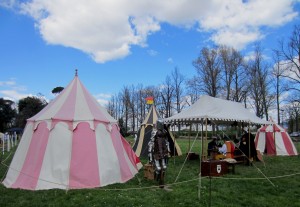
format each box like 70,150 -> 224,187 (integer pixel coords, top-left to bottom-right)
215,137 -> 235,160
207,136 -> 218,157
218,142 -> 227,155
239,132 -> 258,165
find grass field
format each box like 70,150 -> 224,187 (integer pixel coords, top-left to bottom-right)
0,138 -> 299,207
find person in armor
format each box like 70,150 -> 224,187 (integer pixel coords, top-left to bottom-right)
148,119 -> 170,184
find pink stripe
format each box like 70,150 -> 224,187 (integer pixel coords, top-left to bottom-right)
110,124 -> 133,182
69,122 -> 100,189
12,122 -> 50,190
281,132 -> 296,155
260,125 -> 268,132
79,79 -> 109,122
121,136 -> 140,168
273,124 -> 281,132
28,78 -> 76,121
53,78 -> 77,120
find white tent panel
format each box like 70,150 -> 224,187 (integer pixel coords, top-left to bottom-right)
275,133 -> 289,156
36,122 -> 72,190
96,123 -> 122,187
3,123 -> 34,188
255,133 -> 266,154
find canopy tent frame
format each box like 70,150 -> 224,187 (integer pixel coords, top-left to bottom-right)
164,95 -> 272,200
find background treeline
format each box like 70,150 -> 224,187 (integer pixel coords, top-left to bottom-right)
0,25 -> 299,135
107,25 -> 300,134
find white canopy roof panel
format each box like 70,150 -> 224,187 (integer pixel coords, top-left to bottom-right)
165,95 -> 270,125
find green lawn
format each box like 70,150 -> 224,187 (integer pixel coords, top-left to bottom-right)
0,138 -> 299,207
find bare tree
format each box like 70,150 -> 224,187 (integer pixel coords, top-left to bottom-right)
287,100 -> 300,132
275,24 -> 300,98
136,84 -> 146,128
232,62 -> 249,106
107,95 -> 117,119
121,86 -> 131,133
246,44 -> 274,119
185,80 -> 201,105
159,75 -> 174,118
128,85 -> 138,133
171,67 -> 185,114
272,50 -> 289,124
219,45 -> 243,100
192,46 -> 222,97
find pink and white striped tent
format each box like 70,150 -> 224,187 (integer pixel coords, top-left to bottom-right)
3,73 -> 142,190
255,122 -> 298,156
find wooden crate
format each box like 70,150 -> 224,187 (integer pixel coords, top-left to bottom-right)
201,160 -> 228,177
144,163 -> 155,180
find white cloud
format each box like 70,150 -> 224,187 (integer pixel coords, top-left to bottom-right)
0,90 -> 32,101
198,0 -> 298,49
16,0 -> 298,63
97,98 -> 109,107
94,93 -> 112,107
147,49 -> 158,56
278,57 -> 300,80
0,80 -> 16,86
167,57 -> 173,63
244,50 -> 270,62
0,78 -> 31,102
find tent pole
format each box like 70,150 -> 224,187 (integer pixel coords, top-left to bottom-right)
188,124 -> 191,153
273,123 -> 277,155
248,122 -> 252,165
173,124 -> 176,165
198,119 -> 203,200
203,118 -> 208,161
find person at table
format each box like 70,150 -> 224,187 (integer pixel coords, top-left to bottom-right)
239,132 -> 258,165
207,136 -> 218,157
215,137 -> 235,160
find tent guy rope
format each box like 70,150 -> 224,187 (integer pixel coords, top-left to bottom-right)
1,160 -> 299,191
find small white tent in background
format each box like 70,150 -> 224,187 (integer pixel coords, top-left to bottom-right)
3,71 -> 142,190
255,122 -> 298,156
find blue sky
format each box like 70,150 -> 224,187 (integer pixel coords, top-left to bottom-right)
1,0 -> 300,106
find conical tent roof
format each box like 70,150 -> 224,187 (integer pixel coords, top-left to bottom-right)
141,104 -> 159,126
28,74 -> 116,125
3,73 -> 142,190
132,105 -> 182,158
255,122 -> 298,156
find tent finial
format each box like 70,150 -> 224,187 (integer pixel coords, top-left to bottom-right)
75,69 -> 78,76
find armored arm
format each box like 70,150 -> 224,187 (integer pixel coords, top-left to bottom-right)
148,129 -> 157,163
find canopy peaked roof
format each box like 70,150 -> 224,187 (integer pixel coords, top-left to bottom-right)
29,74 -> 116,124
165,95 -> 270,125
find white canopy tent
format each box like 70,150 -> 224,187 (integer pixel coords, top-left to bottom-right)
164,95 -> 271,163
164,95 -> 272,200
164,95 -> 270,125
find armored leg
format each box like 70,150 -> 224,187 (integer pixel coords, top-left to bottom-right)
162,158 -> 167,170
154,159 -> 161,174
